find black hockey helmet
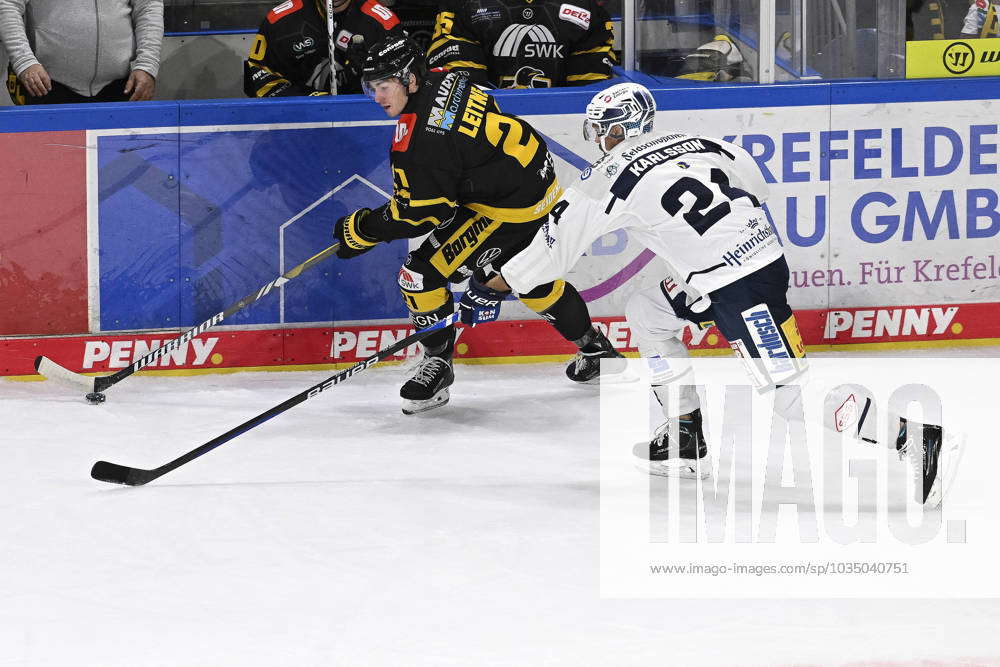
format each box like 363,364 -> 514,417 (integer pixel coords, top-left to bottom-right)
361,36 -> 427,96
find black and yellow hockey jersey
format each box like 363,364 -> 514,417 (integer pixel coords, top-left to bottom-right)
425,0 -> 616,88
244,0 -> 404,97
363,70 -> 562,242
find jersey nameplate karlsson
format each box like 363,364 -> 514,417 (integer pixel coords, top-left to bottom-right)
609,138 -> 734,201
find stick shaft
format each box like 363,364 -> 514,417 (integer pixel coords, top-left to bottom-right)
91,313 -> 460,486
89,243 -> 340,392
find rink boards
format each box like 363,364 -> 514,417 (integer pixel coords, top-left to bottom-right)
1,77 -> 999,376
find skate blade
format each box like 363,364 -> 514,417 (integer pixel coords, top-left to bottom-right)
633,457 -> 711,480
599,367 -> 641,385
572,367 -> 640,386
401,388 -> 450,415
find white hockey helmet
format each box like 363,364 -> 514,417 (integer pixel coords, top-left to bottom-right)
583,82 -> 656,152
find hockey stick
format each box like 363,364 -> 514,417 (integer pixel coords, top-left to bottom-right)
90,312 -> 460,486
35,242 -> 341,394
327,0 -> 338,95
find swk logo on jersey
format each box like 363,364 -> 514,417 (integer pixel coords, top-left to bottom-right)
493,24 -> 564,59
398,267 -> 424,291
393,114 -> 416,151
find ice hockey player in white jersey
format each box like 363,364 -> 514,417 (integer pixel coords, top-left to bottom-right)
457,82 -> 947,504
961,0 -> 999,38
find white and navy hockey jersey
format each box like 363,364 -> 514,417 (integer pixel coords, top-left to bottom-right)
501,130 -> 783,296
962,0 -> 999,36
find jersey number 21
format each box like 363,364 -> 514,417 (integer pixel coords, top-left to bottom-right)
661,167 -> 755,236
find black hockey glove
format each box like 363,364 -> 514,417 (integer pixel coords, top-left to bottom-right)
459,276 -> 506,326
345,34 -> 367,77
334,207 -> 378,259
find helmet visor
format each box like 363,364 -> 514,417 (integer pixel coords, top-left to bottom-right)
582,118 -> 605,143
362,74 -> 403,100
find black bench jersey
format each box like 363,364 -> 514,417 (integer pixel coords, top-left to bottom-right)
245,0 -> 404,97
426,0 -> 616,88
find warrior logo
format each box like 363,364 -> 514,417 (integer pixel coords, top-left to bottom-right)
493,24 -> 564,59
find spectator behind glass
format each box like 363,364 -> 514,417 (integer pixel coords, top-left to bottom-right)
384,0 -> 437,54
0,0 -> 162,104
244,0 -> 403,98
426,0 -> 616,89
960,0 -> 1000,37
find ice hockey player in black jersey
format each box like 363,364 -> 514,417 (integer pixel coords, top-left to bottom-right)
332,35 -> 622,414
244,0 -> 403,97
425,0 -> 616,88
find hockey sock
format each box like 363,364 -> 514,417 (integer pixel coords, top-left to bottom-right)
652,383 -> 702,418
572,326 -> 612,352
519,280 -> 592,342
409,302 -> 456,360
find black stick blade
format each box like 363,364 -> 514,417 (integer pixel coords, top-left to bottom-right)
91,461 -> 153,486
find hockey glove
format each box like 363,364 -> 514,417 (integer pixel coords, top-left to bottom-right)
459,277 -> 506,326
334,207 -> 378,259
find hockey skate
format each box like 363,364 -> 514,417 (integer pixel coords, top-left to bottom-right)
400,355 -> 454,415
566,328 -> 626,384
895,417 -> 958,507
632,409 -> 710,479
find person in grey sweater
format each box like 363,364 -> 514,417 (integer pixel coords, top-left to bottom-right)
0,0 -> 162,104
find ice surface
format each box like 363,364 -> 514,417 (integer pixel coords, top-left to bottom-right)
2,348 -> 1000,666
